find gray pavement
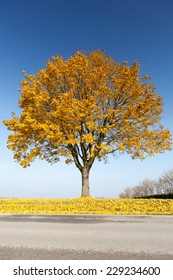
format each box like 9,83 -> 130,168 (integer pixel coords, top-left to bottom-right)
0,214 -> 173,259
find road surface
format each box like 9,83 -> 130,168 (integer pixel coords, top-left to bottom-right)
0,214 -> 172,259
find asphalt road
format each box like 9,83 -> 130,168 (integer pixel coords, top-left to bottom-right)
0,214 -> 172,259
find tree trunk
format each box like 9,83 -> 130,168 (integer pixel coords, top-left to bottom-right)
81,166 -> 90,197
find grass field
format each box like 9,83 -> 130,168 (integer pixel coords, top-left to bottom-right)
0,197 -> 173,215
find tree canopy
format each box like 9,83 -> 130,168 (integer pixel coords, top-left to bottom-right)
3,50 -> 172,196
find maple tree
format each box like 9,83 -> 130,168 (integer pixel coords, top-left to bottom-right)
3,50 -> 172,197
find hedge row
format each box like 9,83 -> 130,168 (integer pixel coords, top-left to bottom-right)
135,193 -> 173,199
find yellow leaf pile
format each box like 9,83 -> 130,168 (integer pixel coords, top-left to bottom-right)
0,198 -> 172,215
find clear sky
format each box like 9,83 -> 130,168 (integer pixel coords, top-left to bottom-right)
0,0 -> 173,198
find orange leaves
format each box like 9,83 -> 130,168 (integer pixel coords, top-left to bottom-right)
118,144 -> 125,151
81,134 -> 94,144
3,50 -> 172,169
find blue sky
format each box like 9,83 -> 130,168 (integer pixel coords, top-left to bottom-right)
0,0 -> 173,198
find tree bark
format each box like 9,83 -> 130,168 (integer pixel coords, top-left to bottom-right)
81,165 -> 90,197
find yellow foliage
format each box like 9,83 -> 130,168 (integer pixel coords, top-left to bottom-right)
81,134 -> 94,144
3,50 -> 172,170
0,198 -> 172,215
118,144 -> 125,151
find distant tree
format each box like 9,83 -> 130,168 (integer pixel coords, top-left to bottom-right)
119,187 -> 134,198
156,169 -> 173,194
140,179 -> 156,196
3,50 -> 172,197
119,170 -> 173,198
132,179 -> 157,197
131,185 -> 142,198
